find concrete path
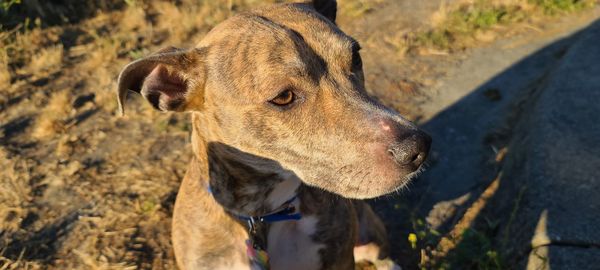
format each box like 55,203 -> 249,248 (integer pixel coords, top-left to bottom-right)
508,19 -> 600,269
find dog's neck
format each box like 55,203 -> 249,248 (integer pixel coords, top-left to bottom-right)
191,129 -> 300,217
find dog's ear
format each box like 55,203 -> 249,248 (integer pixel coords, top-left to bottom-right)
116,46 -> 207,115
312,0 -> 337,22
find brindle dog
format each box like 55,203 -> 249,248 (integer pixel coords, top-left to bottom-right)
116,0 -> 431,269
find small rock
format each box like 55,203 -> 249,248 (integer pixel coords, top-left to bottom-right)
483,88 -> 502,101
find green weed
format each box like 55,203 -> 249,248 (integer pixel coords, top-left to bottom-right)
415,0 -> 596,51
0,0 -> 20,13
532,0 -> 596,14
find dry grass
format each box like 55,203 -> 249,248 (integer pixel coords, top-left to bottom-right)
1,20 -> 63,73
154,1 -> 205,45
26,44 -> 63,74
0,149 -> 43,270
152,0 -> 279,45
0,62 -> 9,89
31,90 -> 72,139
118,5 -> 148,33
339,0 -> 385,18
0,257 -> 43,270
0,36 -> 9,88
0,149 -> 31,231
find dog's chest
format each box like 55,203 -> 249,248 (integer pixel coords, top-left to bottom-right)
266,215 -> 324,270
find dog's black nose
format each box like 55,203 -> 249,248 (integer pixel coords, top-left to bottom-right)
388,130 -> 431,170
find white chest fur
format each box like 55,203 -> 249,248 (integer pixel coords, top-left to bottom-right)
267,215 -> 325,270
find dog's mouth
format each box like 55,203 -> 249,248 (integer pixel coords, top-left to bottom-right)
375,164 -> 427,195
338,165 -> 427,199
293,149 -> 429,199
292,129 -> 431,199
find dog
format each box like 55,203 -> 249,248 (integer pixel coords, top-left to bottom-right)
116,0 -> 431,269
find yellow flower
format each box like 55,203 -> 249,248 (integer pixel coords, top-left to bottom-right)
408,233 -> 418,249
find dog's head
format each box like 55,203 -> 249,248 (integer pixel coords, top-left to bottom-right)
117,0 -> 431,199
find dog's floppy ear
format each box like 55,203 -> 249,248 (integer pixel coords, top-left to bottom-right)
116,46 -> 207,115
312,0 -> 337,22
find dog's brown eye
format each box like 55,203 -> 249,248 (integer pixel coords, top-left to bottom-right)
270,89 -> 295,106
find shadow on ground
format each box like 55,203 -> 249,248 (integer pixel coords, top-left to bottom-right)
371,18 -> 600,270
0,0 -> 124,28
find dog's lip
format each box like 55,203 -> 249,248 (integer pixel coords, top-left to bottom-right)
329,173 -> 415,199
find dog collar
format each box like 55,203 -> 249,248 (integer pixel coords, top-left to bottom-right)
234,195 -> 302,223
207,185 -> 302,223
207,185 -> 301,269
238,195 -> 300,270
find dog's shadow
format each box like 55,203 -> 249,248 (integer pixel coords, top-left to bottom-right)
370,18 -> 600,270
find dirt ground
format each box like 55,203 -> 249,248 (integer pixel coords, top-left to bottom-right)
1,0 -> 598,269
